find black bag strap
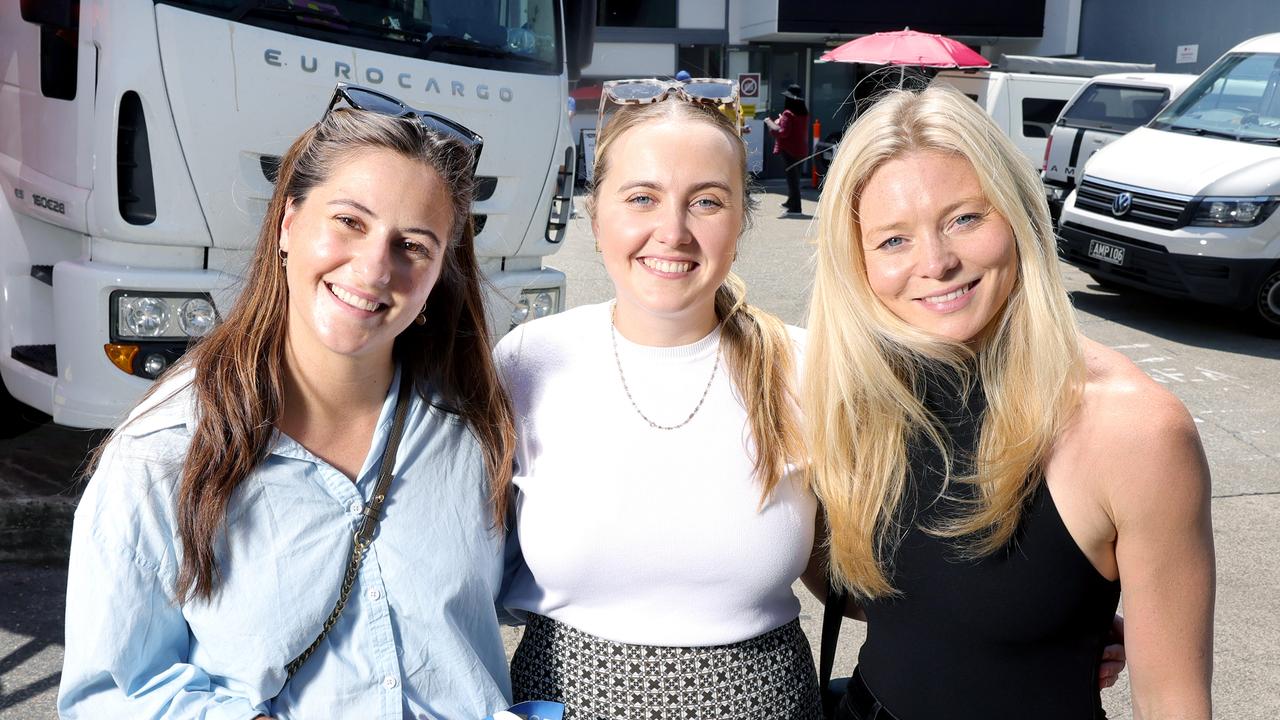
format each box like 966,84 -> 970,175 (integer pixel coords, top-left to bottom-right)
285,369 -> 415,679
820,577 -> 847,717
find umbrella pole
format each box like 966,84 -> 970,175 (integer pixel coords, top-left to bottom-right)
899,64 -> 905,88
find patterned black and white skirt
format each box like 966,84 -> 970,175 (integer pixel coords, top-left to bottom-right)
511,614 -> 823,720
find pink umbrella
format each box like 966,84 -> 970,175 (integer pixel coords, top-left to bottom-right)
819,28 -> 990,67
818,28 -> 990,85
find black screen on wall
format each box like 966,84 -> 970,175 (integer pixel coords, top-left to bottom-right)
776,2 -> 1044,38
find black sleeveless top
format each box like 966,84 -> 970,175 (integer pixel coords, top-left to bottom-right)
856,369 -> 1120,719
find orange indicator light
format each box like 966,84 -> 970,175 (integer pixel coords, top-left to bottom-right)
104,343 -> 139,374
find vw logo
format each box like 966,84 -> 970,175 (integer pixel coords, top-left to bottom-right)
1111,192 -> 1133,217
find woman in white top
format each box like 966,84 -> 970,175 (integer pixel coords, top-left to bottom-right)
495,80 -> 821,718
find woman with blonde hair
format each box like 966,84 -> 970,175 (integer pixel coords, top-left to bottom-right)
60,85 -> 516,719
805,85 -> 1214,719
496,79 -> 821,718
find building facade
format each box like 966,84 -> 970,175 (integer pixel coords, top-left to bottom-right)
576,0 -> 1279,177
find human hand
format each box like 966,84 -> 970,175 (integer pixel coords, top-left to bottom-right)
1098,614 -> 1126,689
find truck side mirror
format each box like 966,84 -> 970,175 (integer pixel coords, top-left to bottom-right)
563,0 -> 596,82
20,0 -> 77,31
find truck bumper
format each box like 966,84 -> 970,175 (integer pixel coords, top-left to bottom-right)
1043,182 -> 1071,225
0,260 -> 230,429
3,258 -> 565,428
484,265 -> 568,336
1057,222 -> 1274,310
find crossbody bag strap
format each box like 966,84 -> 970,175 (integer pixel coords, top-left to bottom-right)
820,577 -> 847,717
285,369 -> 415,680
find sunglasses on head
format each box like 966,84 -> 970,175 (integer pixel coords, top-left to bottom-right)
596,78 -> 742,137
323,83 -> 484,175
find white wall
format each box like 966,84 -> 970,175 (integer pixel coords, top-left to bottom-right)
586,42 -> 676,77
731,0 -> 778,45
679,0 -> 725,29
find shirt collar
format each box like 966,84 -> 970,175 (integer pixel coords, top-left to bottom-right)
116,366 -> 199,437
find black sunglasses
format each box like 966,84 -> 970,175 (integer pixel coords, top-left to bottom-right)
324,83 -> 484,174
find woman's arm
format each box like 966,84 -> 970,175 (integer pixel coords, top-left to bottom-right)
800,512 -> 866,621
58,440 -> 269,719
1105,388 -> 1215,718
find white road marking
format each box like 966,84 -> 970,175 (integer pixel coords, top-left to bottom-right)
1149,368 -> 1186,383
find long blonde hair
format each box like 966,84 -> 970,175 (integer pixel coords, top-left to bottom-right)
805,85 -> 1084,598
590,99 -> 803,499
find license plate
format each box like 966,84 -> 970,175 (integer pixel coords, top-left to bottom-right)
1088,239 -> 1126,266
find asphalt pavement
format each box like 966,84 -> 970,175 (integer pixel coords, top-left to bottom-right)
1,183 -> 1277,717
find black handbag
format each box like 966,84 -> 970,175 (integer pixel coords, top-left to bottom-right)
820,580 -> 847,718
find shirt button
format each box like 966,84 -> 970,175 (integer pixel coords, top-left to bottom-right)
366,588 -> 382,602
382,675 -> 398,690
348,500 -> 363,514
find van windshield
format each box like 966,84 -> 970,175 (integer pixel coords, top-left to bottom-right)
1061,83 -> 1170,132
1151,52 -> 1280,143
157,0 -> 561,75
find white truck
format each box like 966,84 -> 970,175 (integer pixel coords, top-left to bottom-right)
1057,33 -> 1280,333
0,0 -> 595,428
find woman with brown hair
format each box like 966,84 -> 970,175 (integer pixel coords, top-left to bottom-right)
805,85 -> 1213,718
495,79 -> 821,719
58,85 -> 516,719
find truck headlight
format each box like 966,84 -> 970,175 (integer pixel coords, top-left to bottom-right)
1189,197 -> 1279,228
111,291 -> 219,341
179,298 -> 218,336
1044,185 -> 1068,202
510,288 -> 561,329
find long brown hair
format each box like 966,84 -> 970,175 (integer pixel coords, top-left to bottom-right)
103,108 -> 515,602
588,99 -> 804,499
805,86 -> 1084,598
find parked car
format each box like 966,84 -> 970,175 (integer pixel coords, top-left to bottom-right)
1042,72 -> 1196,222
1057,33 -> 1280,334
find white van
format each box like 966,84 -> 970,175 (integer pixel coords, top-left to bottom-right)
1042,72 -> 1197,221
1057,34 -> 1280,332
935,55 -> 1157,169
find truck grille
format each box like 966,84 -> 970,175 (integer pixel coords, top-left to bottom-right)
1075,177 -> 1191,229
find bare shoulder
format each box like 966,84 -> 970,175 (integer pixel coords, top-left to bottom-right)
1074,337 -> 1208,506
1077,338 -> 1194,436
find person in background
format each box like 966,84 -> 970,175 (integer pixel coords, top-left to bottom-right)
765,83 -> 810,217
804,85 -> 1214,719
496,79 -> 822,719
58,84 -> 518,719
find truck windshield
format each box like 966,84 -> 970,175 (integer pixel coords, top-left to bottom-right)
1061,84 -> 1170,132
1151,52 -> 1280,143
158,0 -> 561,75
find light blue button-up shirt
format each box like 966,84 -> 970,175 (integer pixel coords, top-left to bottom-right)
59,368 -> 512,720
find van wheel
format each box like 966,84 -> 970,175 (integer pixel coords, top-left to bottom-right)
1254,268 -> 1280,336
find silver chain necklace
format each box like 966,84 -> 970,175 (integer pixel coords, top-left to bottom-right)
610,306 -> 721,431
